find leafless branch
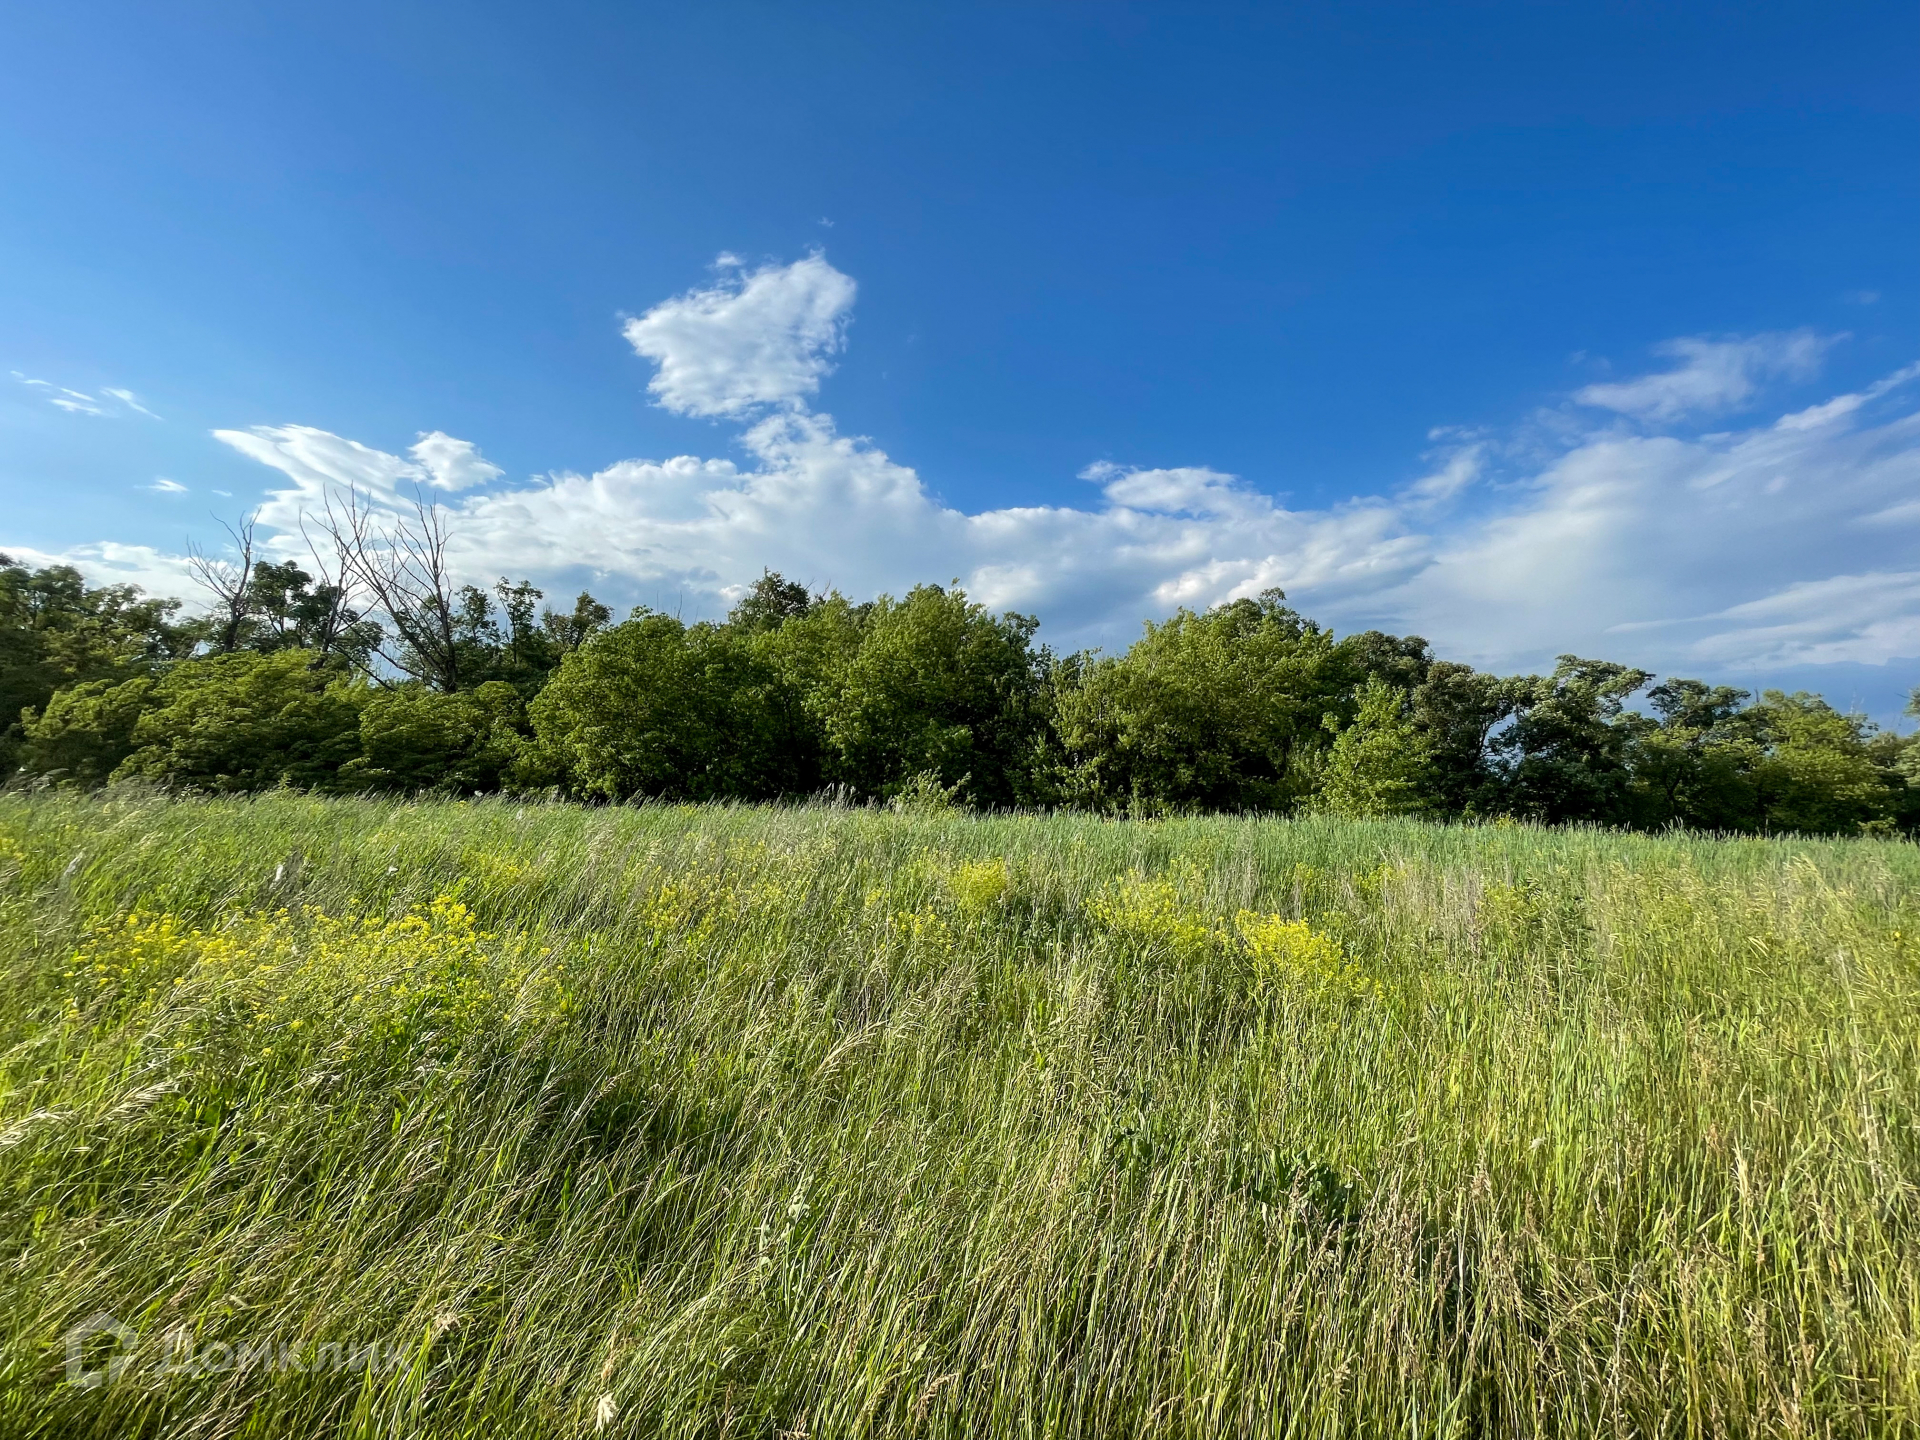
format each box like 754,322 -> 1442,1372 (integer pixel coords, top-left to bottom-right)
186,512 -> 258,654
295,507 -> 374,669
316,488 -> 466,691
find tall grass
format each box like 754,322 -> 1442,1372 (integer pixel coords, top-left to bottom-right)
1,790 -> 1916,1437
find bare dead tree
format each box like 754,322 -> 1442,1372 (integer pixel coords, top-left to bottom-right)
294,508 -> 378,668
319,488 -> 468,691
186,512 -> 259,653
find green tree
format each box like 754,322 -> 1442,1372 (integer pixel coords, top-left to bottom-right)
187,519 -> 381,666
427,580 -> 611,697
1894,687 -> 1920,796
728,570 -> 817,635
119,651 -> 367,792
1626,679 -> 1760,831
16,675 -> 159,784
812,584 -> 1048,805
750,590 -> 865,703
1332,629 -> 1434,700
1493,657 -> 1652,824
0,554 -> 194,774
1746,691 -> 1894,834
527,612 -> 810,801
1404,662 -> 1519,816
239,560 -> 383,666
537,589 -> 616,655
24,650 -> 367,792
1053,591 -> 1344,813
1317,678 -> 1431,816
340,682 -> 530,794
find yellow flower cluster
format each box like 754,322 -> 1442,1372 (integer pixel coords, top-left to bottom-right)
1233,910 -> 1383,1002
945,859 -> 1010,918
633,876 -> 740,954
66,895 -> 573,1064
1086,873 -> 1384,1002
1479,879 -> 1545,942
1087,877 -> 1223,961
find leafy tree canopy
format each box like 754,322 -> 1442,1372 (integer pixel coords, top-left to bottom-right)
0,554 -> 196,774
3,552 -> 1914,834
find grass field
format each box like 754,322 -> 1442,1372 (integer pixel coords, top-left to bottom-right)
1,791 -> 1917,1437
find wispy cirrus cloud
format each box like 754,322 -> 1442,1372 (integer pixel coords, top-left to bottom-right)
209,427 -> 505,525
1573,330 -> 1833,424
13,373 -> 106,415
103,387 -> 162,419
11,372 -> 163,419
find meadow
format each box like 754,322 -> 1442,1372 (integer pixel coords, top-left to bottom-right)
1,791 -> 1916,1438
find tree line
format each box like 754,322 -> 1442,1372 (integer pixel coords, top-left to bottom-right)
4,509 -> 1916,833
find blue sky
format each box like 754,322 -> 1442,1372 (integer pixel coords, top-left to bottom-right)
3,1 -> 1917,714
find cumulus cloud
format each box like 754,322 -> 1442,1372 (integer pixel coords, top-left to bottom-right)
23,257 -> 1920,693
621,254 -> 856,418
199,344 -> 1919,672
1573,331 -> 1832,424
437,415 -> 1424,646
410,430 -> 504,491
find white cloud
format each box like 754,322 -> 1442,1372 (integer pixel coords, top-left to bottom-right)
437,413 -> 1423,646
621,253 -> 856,418
1573,331 -> 1832,424
22,259 -> 1920,693
11,373 -> 161,419
0,541 -> 199,603
1685,572 -> 1920,668
1401,438 -> 1486,506
146,477 -> 188,494
102,387 -> 162,419
202,373 -> 1903,670
196,282 -> 1920,677
209,423 -> 507,533
410,430 -> 503,491
13,373 -> 106,416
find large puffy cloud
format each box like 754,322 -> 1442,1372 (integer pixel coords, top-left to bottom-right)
20,253 -> 1920,695
621,254 -> 856,418
202,357 -> 1920,670
444,417 -> 1426,647
409,431 -> 503,491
